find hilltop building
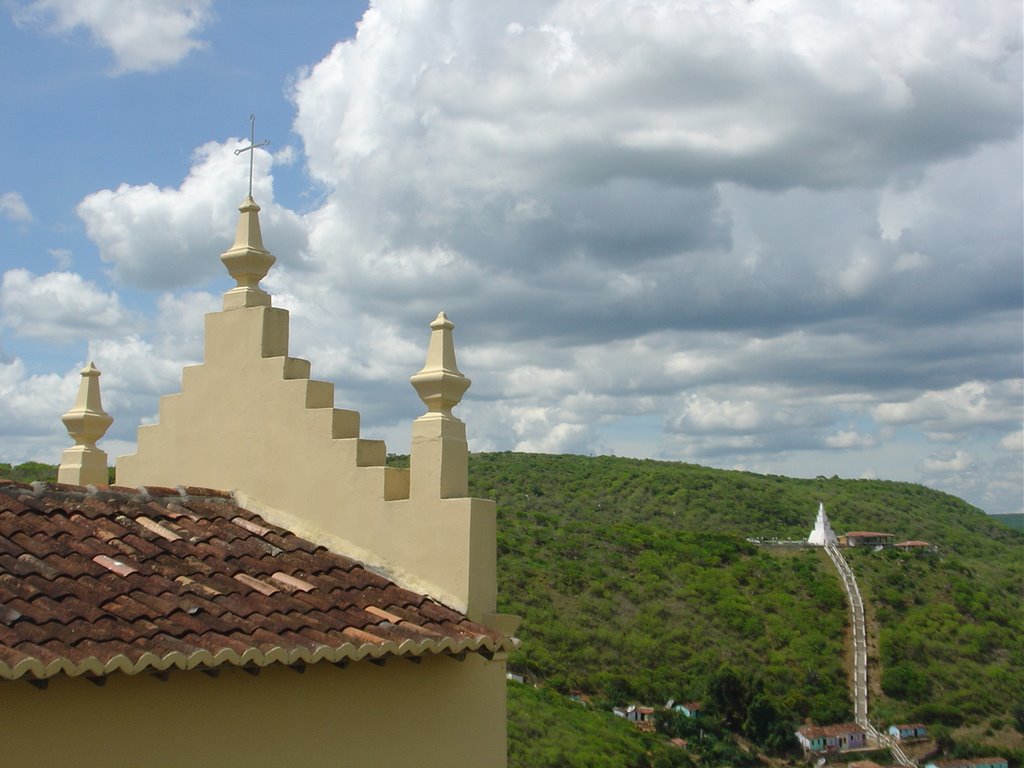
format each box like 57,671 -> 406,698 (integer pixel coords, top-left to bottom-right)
842,531 -> 895,548
0,192 -> 518,766
807,502 -> 839,546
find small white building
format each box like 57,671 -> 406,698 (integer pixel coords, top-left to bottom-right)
796,723 -> 866,753
808,502 -> 839,546
889,723 -> 928,741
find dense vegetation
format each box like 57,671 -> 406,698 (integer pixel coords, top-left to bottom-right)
464,453 -> 1022,764
508,683 -> 691,768
5,455 -> 1022,766
0,461 -> 57,483
852,546 -> 1023,727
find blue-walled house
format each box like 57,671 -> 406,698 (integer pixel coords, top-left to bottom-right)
889,723 -> 928,741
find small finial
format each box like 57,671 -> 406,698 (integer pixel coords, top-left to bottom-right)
220,190 -> 276,309
410,311 -> 471,417
234,114 -> 269,198
58,362 -> 113,486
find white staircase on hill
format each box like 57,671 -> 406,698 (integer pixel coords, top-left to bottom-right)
823,544 -> 914,767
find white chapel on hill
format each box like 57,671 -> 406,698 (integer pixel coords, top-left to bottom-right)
807,502 -> 839,547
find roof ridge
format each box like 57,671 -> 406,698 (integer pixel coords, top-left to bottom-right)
0,480 -> 236,504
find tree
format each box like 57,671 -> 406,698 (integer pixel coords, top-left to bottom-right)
743,695 -> 796,753
706,665 -> 749,729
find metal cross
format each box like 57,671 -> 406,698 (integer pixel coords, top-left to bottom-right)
234,114 -> 269,197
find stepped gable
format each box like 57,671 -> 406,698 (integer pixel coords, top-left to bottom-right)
116,194 -> 501,621
0,480 -> 515,681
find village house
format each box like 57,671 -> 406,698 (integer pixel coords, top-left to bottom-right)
626,704 -> 657,732
842,531 -> 896,548
0,192 -> 519,766
894,540 -> 935,553
613,704 -> 656,732
675,700 -> 702,719
888,723 -> 929,741
796,723 -> 867,753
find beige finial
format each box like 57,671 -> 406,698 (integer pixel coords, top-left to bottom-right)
410,311 -> 471,416
220,195 -> 276,310
409,312 -> 472,500
58,362 -> 113,486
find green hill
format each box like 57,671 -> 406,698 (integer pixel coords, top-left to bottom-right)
463,453 -> 1023,765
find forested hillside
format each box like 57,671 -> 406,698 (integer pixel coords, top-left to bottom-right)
461,453 -> 1023,763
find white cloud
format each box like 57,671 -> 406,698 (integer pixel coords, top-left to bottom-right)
0,192 -> 33,223
293,0 -> 1020,194
13,0 -> 213,74
874,380 -> 1022,435
49,248 -> 73,269
997,430 -> 1023,453
272,146 -> 297,166
0,269 -> 133,341
0,357 -> 77,464
919,449 -> 974,474
77,139 -> 308,290
153,291 -> 218,359
825,430 -> 877,449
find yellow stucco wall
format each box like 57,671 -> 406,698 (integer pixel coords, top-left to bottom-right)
0,654 -> 508,767
116,302 -> 497,620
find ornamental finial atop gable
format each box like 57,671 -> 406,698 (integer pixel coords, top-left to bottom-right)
220,195 -> 276,310
410,311 -> 471,417
221,115 -> 275,310
58,361 -> 112,486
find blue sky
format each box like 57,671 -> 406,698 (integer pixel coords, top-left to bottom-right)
1,0 -> 1021,515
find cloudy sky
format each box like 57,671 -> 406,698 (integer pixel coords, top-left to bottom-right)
1,1 -> 1021,515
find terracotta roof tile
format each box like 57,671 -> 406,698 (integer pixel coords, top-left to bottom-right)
270,572 -> 316,593
0,481 -> 516,680
93,554 -> 139,577
233,573 -> 280,596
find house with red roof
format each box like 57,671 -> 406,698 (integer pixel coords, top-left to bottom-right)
0,192 -> 518,766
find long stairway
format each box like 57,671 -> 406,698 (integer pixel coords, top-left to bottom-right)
824,545 -> 914,766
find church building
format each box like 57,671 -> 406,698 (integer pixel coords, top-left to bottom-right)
0,188 -> 518,766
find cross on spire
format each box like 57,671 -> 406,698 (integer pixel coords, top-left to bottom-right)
234,113 -> 269,197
